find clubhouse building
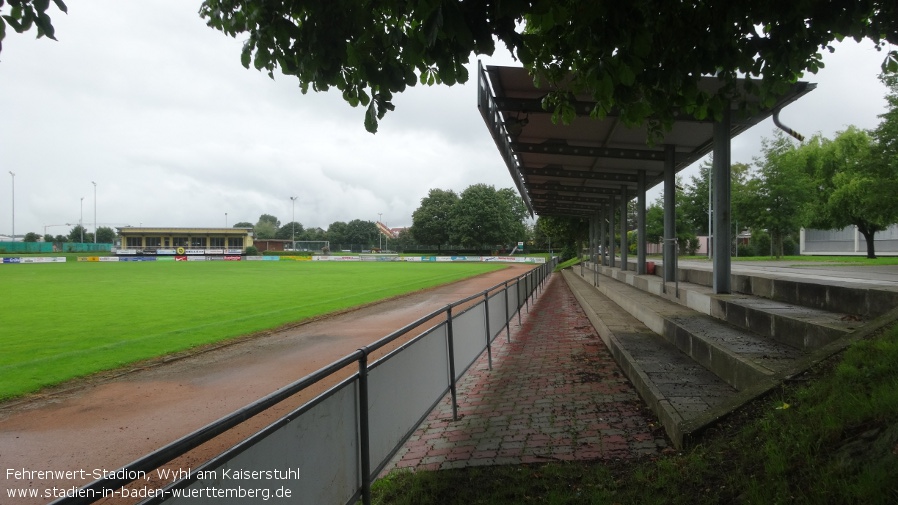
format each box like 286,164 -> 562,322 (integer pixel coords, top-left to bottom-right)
114,227 -> 254,256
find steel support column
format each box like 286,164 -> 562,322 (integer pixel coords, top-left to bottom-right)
713,105 -> 732,293
599,207 -> 606,266
593,211 -> 600,285
620,185 -> 628,271
663,145 -> 676,282
589,214 -> 596,267
608,195 -> 616,268
637,170 -> 647,274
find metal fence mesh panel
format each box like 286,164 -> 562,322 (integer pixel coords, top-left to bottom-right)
487,292 -> 506,342
162,380 -> 360,505
367,324 -> 450,472
452,304 -> 487,380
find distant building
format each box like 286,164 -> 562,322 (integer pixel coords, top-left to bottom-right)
801,225 -> 898,256
253,239 -> 291,253
114,227 -> 253,256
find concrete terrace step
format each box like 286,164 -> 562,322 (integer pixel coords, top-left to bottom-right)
577,266 -> 807,391
596,263 -> 861,350
638,260 -> 898,319
711,293 -> 859,350
565,262 -> 898,449
562,270 -> 736,447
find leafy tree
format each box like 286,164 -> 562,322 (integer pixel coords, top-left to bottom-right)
535,216 -> 588,261
300,227 -> 327,241
232,221 -> 254,228
450,184 -> 525,252
873,72 -> 898,170
326,221 -> 349,248
390,228 -> 416,253
95,226 -> 115,244
42,233 -> 54,243
23,232 -> 39,242
344,219 -> 378,248
197,1 -> 898,134
253,214 -> 280,239
276,221 -> 304,241
410,189 -> 459,252
802,126 -> 898,258
646,192 -> 700,255
739,131 -> 814,258
67,224 -> 87,243
53,234 -> 66,243
681,160 -> 751,236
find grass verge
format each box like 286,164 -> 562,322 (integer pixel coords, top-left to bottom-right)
371,323 -> 898,504
0,261 -> 506,400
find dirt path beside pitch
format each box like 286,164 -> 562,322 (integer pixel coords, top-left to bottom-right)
0,264 -> 535,504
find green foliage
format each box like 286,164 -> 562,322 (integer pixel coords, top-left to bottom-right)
23,232 -> 39,242
646,189 -> 698,253
253,214 -> 280,239
737,131 -> 814,258
345,219 -> 378,247
450,184 -> 526,252
300,226 -> 327,242
410,188 -> 459,251
0,0 -> 67,52
275,221 -> 304,241
194,1 -> 898,135
535,216 -> 588,257
232,221 -> 254,228
95,226 -> 116,244
67,224 -> 87,243
243,245 -> 259,256
801,123 -> 898,258
0,261 -> 503,399
326,221 -> 349,246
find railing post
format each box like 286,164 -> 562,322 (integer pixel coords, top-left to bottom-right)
445,306 -> 459,421
504,281 -> 511,343
357,349 -> 371,505
524,274 -> 530,313
483,291 -> 493,371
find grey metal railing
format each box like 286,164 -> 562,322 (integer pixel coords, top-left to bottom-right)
49,259 -> 557,505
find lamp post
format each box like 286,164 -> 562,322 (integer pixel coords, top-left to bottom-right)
92,181 -> 97,243
225,212 -> 228,227
290,196 -> 297,250
8,171 -> 14,241
80,197 -> 84,243
378,212 -> 382,250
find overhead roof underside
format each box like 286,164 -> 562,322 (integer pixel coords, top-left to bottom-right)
478,64 -> 815,218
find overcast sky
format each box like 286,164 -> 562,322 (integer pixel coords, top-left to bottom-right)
0,1 -> 892,238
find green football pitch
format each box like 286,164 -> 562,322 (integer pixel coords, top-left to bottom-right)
0,261 -> 507,400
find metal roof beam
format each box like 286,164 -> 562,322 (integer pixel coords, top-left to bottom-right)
493,97 -> 748,125
527,183 -> 623,196
521,166 -> 638,183
512,141 -> 667,162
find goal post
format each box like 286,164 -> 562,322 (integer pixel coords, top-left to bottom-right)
291,241 -> 331,253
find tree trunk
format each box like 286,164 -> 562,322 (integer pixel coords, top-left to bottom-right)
860,229 -> 877,259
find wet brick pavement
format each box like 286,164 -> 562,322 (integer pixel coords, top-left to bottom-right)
384,272 -> 668,473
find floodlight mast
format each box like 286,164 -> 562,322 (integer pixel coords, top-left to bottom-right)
92,181 -> 97,243
80,197 -> 85,243
290,196 -> 297,250
8,171 -> 14,242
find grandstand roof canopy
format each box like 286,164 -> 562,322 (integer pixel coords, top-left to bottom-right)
477,64 -> 815,218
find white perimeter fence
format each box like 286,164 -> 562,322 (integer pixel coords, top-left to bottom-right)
51,259 -> 557,505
